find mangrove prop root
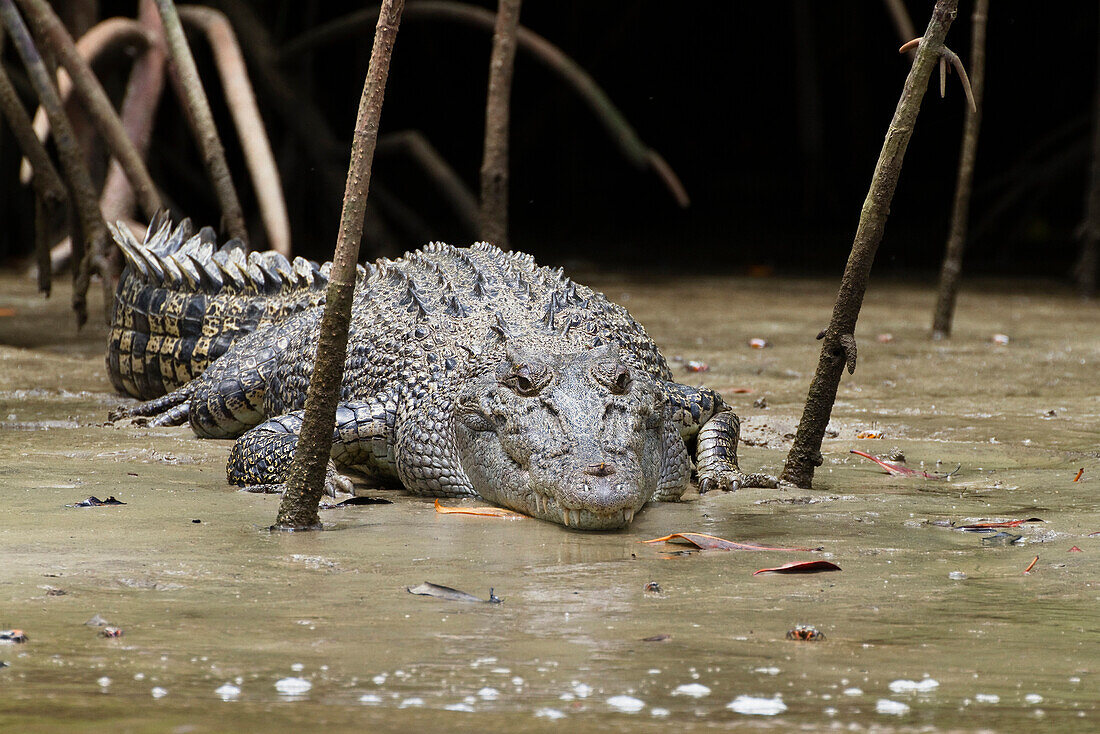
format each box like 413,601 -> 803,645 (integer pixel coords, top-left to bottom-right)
932,0 -> 989,337
153,0 -> 248,246
478,0 -> 522,249
780,0 -> 959,489
178,5 -> 290,256
17,0 -> 163,218
1,0 -> 109,325
276,0 -> 405,531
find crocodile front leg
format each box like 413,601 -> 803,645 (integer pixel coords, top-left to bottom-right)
227,400 -> 398,494
663,381 -> 777,493
695,410 -> 778,492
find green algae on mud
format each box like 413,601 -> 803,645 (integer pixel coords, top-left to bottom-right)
1,271 -> 1098,732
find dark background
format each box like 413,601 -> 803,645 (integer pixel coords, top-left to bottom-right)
1,0 -> 1095,278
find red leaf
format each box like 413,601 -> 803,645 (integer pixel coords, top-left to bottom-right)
644,532 -> 821,552
850,450 -> 921,476
956,518 -> 1043,530
1069,546 -> 1083,552
753,560 -> 842,576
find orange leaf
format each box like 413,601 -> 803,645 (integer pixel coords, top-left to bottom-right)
1023,556 -> 1039,574
0,307 -> 15,317
434,499 -> 525,518
644,532 -> 821,552
1074,468 -> 1084,482
753,560 -> 841,576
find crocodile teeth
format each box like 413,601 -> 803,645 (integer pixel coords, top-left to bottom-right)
562,508 -> 576,527
623,507 -> 635,525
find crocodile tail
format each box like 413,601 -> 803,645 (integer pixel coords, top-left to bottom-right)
107,215 -> 330,400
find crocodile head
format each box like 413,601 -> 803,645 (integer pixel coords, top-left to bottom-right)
454,343 -> 688,530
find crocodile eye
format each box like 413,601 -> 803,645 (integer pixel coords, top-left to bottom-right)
502,372 -> 543,397
593,362 -> 631,394
497,360 -> 551,397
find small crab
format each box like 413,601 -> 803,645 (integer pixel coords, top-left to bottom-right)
786,624 -> 825,642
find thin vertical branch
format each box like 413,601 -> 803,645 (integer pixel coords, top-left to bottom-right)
1074,10 -> 1100,298
932,0 -> 989,337
1,0 -> 109,325
16,0 -> 163,219
0,59 -> 66,294
780,0 -> 959,489
275,0 -> 405,531
479,0 -> 521,249
178,6 -> 290,255
153,0 -> 248,245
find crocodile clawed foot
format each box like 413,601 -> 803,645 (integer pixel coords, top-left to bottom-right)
236,465 -> 354,498
698,470 -> 779,494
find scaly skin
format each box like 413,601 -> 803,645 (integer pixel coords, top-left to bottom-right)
109,219 -> 777,529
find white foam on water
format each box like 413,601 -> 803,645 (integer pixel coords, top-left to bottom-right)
535,708 -> 566,720
215,683 -> 241,700
727,695 -> 787,715
477,687 -> 500,700
358,693 -> 382,705
1025,693 -> 1043,704
398,697 -> 424,708
150,687 -> 168,699
444,702 -> 475,712
889,678 -> 939,693
274,677 -> 311,695
607,695 -> 645,713
671,683 -> 711,698
843,687 -> 863,696
975,693 -> 1000,703
876,699 -> 910,715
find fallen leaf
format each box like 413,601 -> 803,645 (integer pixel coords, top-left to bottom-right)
685,360 -> 709,372
434,499 -> 525,518
0,629 -> 28,643
955,518 -> 1043,531
407,582 -> 502,604
1069,546 -> 1083,552
850,450 -> 957,479
98,627 -> 123,638
327,496 -> 393,507
67,496 -> 126,508
0,307 -> 16,317
856,430 -> 884,439
1074,468 -> 1084,482
642,634 -> 671,642
753,561 -> 841,576
1023,556 -> 1039,574
644,532 -> 821,552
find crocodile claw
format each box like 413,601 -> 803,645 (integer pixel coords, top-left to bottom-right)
698,470 -> 779,494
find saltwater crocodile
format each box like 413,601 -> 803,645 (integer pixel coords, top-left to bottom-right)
108,216 -> 776,529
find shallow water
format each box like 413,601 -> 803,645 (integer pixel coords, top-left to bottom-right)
1,271 -> 1098,732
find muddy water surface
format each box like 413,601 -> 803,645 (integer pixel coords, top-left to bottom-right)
1,272 -> 1097,732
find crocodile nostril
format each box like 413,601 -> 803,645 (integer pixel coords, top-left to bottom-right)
583,462 -> 616,477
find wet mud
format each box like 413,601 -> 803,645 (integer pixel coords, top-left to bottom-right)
1,271 -> 1098,732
